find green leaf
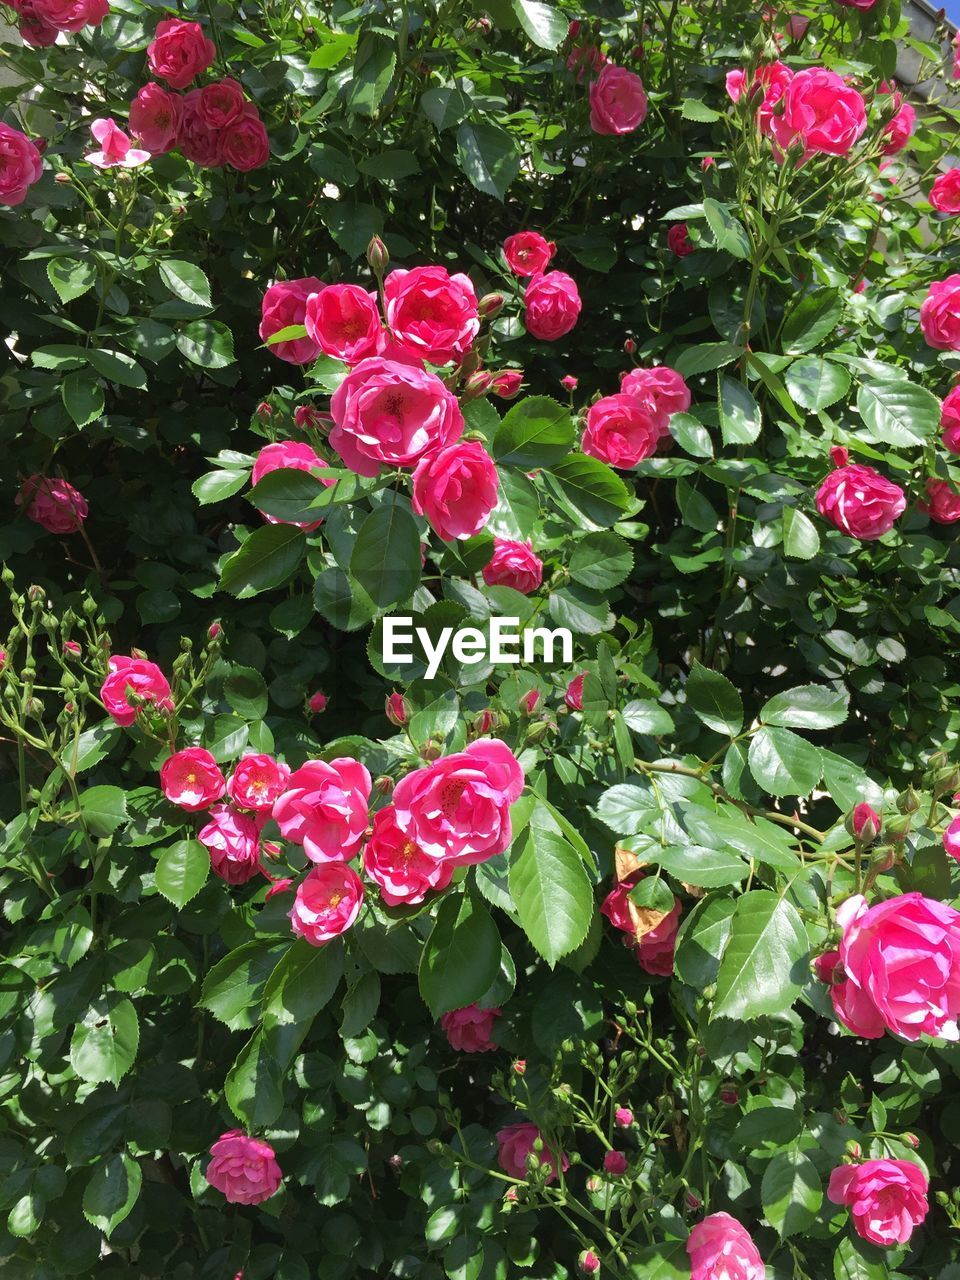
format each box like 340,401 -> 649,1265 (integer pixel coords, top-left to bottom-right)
782,507 -> 820,560
781,289 -> 842,354
456,121 -> 521,201
719,377 -> 761,446
225,1029 -> 284,1129
621,699 -> 674,736
785,357 -> 850,411
314,567 -> 379,631
511,0 -> 568,49
200,941 -> 286,1031
155,840 -> 209,908
647,844 -> 747,888
681,98 -> 722,123
748,726 -> 823,796
340,970 -> 382,1037
761,684 -> 848,731
357,149 -> 420,180
193,469 -> 249,505
420,86 -> 473,132
833,1236 -> 890,1280
703,199 -> 750,259
176,319 -> 235,369
158,259 -> 212,308
686,660 -> 743,735
569,531 -> 633,589
61,372 -> 104,428
673,342 -> 741,377
493,396 -> 574,467
857,379 -> 940,448
761,1148 -> 822,1239
78,784 -> 127,836
509,821 -> 594,965
85,348 -> 148,389
344,32 -> 396,116
263,939 -> 344,1027
674,894 -> 736,989
670,413 -> 714,458
224,666 -> 269,719
712,890 -> 809,1021
350,497 -> 422,607
550,455 -> 632,527
70,995 -> 139,1085
220,524 -> 306,597
419,894 -> 502,1016
47,256 -> 97,304
83,1154 -> 142,1237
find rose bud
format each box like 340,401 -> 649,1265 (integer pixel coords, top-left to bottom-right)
207,621 -> 222,640
256,401 -> 272,419
718,1085 -> 739,1105
366,234 -> 389,274
561,374 -> 578,392
578,1251 -> 600,1276
374,774 -> 394,796
385,692 -> 410,726
615,1107 -> 634,1128
623,337 -> 636,354
463,370 -> 494,402
478,292 -> 505,321
519,689 -> 541,716
849,802 -> 881,843
308,690 -> 328,714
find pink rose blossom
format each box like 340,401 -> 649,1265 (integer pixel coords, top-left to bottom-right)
482,539 -> 543,594
589,64 -> 648,135
227,754 -> 291,813
835,0 -> 879,7
667,223 -> 694,257
128,83 -> 182,154
615,1107 -> 634,1128
412,440 -> 499,541
524,271 -> 582,341
582,393 -> 663,468
101,656 -> 173,727
259,278 -> 324,366
0,122 -> 44,205
383,266 -> 479,366
816,462 -> 905,540
561,374 -> 579,392
221,104 -> 270,172
920,478 -> 960,524
147,18 -> 216,90
503,231 -> 556,277
289,863 -> 365,945
620,366 -> 690,429
207,1131 -> 281,1205
496,1122 -> 568,1183
362,805 -> 454,906
160,747 -> 225,811
176,90 -> 224,168
601,875 -> 681,976
931,170 -> 960,215
686,1213 -> 764,1280
603,1151 -> 628,1176
565,673 -> 585,710
827,1160 -> 928,1246
308,691 -> 328,714
196,77 -> 246,130
725,61 -> 793,137
305,284 -> 381,364
330,357 -> 464,478
251,441 -> 331,531
771,67 -> 867,157
23,0 -> 107,32
85,118 -> 150,169
440,1003 -> 501,1053
882,98 -> 916,156
13,2 -> 59,46
943,814 -> 960,862
942,385 -> 960,453
490,370 -> 523,399
922,275 -> 960,351
198,803 -> 262,884
17,474 -> 88,533
391,738 -> 524,866
272,757 -> 371,864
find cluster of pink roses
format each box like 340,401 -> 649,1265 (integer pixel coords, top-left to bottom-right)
9,0 -> 106,48
16,473 -> 88,534
581,365 -> 692,469
600,872 -> 682,976
0,123 -> 44,206
815,442 -> 960,540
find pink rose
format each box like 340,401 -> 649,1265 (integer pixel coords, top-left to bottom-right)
503,231 -> 556,278
147,18 -> 217,90
160,747 -> 225,811
582,393 -> 662,468
391,738 -> 524,866
519,689 -> 541,716
196,77 -> 246,130
330,357 -> 464,478
852,802 -> 881,841
198,803 -> 263,884
482,539 -> 543,594
490,370 -> 523,399
177,90 -> 224,168
385,692 -> 410,726
725,61 -> 793,137
943,814 -> 960,861
207,1131 -> 281,1205
27,0 -> 107,31
882,99 -> 916,156
227,754 -> 291,813
565,673 -> 585,710
383,266 -> 479,366
561,374 -> 578,392
86,118 -> 150,170
686,1213 -> 764,1280
601,875 -> 682,977
13,1 -> 59,46
920,478 -> 960,524
589,64 -> 648,136
308,690 -> 328,714
603,1151 -> 628,1176
835,0 -> 879,7
922,274 -> 960,350
222,104 -> 270,172
362,805 -> 453,906
931,170 -> 960,215
251,441 -> 331,531
830,891 -> 960,1041
815,462 -> 905,540
259,278 -> 324,366
620,366 -> 690,428
827,1160 -> 928,1246
272,757 -> 371,863
615,1107 -> 634,1128
440,1003 -> 501,1053
524,271 -> 582,341
289,863 -> 365,945
129,83 -> 182,154
496,1123 -> 568,1183
942,385 -> 960,453
17,474 -> 88,533
771,68 -> 867,157
305,284 -> 381,364
667,223 -> 694,257
412,440 -> 499,541
100,655 -> 173,727
0,123 -> 43,205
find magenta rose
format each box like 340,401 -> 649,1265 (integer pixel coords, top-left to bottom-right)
17,474 -> 88,533
272,757 -> 371,864
196,77 -> 246,129
28,0 -> 107,31
565,673 -> 585,710
503,231 -> 556,277
129,83 -> 182,154
922,274 -> 960,350
362,806 -> 453,906
198,803 -> 263,885
440,1004 -> 501,1053
305,284 -> 381,364
222,104 -> 270,172
603,1151 -> 628,1176
589,64 -> 648,135
931,170 -> 960,214
329,357 -> 464,478
882,99 -> 916,156
686,1213 -> 764,1280
308,690 -> 327,714
147,18 -> 217,89
383,265 -> 479,365
615,1107 -> 633,1128
177,90 -> 224,168
101,656 -> 173,727
160,747 -> 225,811
490,370 -> 524,399
945,814 -> 960,862
835,0 -> 879,6
725,62 -> 793,136
289,863 -> 365,945
829,891 -> 960,1041
815,462 -> 905,540
920,478 -> 960,524
496,1123 -> 568,1183
391,738 -> 524,866
667,223 -> 694,257
0,122 -> 43,205
482,539 -> 543,594
251,441 -> 331,531
227,754 -> 291,813
828,1160 -> 928,1246
14,2 -> 60,46
259,277 -> 323,366
524,270 -> 582,341
601,874 -> 682,977
771,68 -> 867,157
412,440 -> 499,541
620,366 -> 690,428
207,1131 -> 281,1205
582,393 -> 662,468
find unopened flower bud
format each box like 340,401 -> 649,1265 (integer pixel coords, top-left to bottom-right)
623,337 -> 635,354
718,1084 -> 738,1106
578,1251 -> 600,1276
902,1132 -> 919,1148
28,585 -> 45,602
207,622 -> 222,641
561,374 -> 578,392
462,370 -> 494,402
512,1059 -> 526,1075
685,1190 -> 702,1211
490,369 -> 523,400
385,692 -> 410,726
472,708 -> 498,735
845,1140 -> 861,1160
614,1107 -> 634,1128
308,690 -> 328,714
519,689 -> 541,716
366,235 -> 389,275
869,845 -> 898,874
24,696 -> 44,718
374,775 -> 394,797
524,717 -> 555,744
295,404 -> 328,432
478,292 -> 505,321
63,640 -> 81,658
848,802 -> 881,843
54,171 -> 71,184
256,401 -> 272,420
420,740 -> 442,762
896,785 -> 921,814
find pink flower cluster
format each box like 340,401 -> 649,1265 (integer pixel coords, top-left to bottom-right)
9,0 -> 107,48
600,873 -> 682,976
726,61 -> 869,160
581,365 -> 691,469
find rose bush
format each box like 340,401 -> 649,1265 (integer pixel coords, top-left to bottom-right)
5,0 -> 960,1278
